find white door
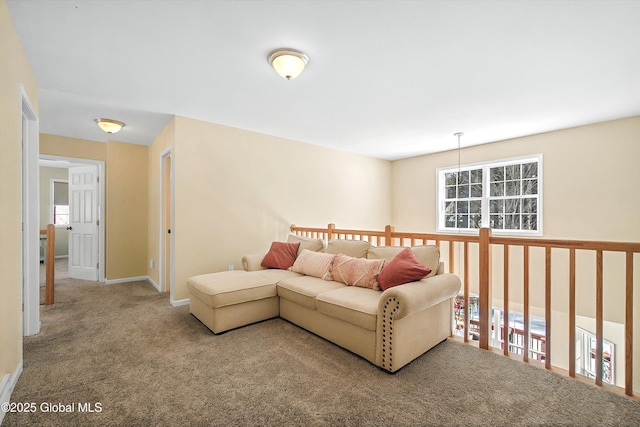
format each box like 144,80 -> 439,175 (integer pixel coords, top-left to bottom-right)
68,165 -> 99,281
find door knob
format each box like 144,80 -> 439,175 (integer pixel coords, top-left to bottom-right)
66,226 -> 73,231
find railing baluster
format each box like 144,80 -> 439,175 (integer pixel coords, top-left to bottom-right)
524,245 -> 530,363
464,241 -> 469,344
596,250 -> 604,386
503,244 -> 510,356
569,248 -> 576,378
625,251 -> 634,396
545,246 -> 552,369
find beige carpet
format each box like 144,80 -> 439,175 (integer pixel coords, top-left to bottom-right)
4,274 -> 640,426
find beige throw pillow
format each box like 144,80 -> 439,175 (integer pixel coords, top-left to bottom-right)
288,249 -> 335,280
331,254 -> 386,290
287,235 -> 324,255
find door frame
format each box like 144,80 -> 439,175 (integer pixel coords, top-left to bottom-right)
21,86 -> 40,337
159,146 -> 175,302
39,155 -> 105,282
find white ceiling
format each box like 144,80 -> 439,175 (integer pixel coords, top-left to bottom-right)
7,0 -> 640,160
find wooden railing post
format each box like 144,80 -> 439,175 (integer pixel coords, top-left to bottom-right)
327,223 -> 335,241
384,225 -> 395,246
45,224 -> 55,305
478,227 -> 492,350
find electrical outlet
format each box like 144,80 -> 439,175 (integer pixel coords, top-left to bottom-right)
150,259 -> 155,269
228,264 -> 234,271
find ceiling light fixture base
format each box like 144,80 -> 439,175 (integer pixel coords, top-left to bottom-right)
95,118 -> 125,134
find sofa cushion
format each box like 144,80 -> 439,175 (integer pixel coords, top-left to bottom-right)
378,248 -> 432,290
316,287 -> 380,331
326,239 -> 371,258
261,241 -> 300,270
367,245 -> 439,278
277,276 -> 345,310
287,234 -> 324,255
187,270 -> 282,309
330,254 -> 385,290
289,249 -> 335,279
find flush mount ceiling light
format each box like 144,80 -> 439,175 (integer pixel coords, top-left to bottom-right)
268,48 -> 308,80
95,118 -> 125,134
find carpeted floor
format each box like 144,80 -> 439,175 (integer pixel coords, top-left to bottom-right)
4,269 -> 640,426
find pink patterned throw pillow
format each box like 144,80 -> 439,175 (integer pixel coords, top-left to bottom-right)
331,254 -> 386,290
261,241 -> 300,270
378,247 -> 431,290
288,249 -> 335,280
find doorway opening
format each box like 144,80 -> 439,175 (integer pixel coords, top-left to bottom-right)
39,156 -> 105,283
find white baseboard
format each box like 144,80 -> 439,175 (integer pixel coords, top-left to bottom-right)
104,276 -> 149,285
147,276 -> 160,291
0,361 -> 23,425
54,255 -> 69,259
170,297 -> 190,307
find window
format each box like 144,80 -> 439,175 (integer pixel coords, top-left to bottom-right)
51,179 -> 69,226
437,155 -> 542,235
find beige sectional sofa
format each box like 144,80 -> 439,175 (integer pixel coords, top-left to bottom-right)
188,235 -> 461,373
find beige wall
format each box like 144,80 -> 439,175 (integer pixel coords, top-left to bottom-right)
40,134 -> 149,280
0,0 -> 39,391
391,116 -> 640,390
40,133 -> 107,162
147,116 -> 392,300
105,141 -> 149,279
39,166 -> 69,257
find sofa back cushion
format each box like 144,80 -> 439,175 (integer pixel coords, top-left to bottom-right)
330,254 -> 385,290
326,239 -> 371,258
289,249 -> 334,280
367,245 -> 439,278
287,234 -> 324,255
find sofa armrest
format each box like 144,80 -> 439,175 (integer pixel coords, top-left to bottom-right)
242,253 -> 268,272
378,273 -> 461,320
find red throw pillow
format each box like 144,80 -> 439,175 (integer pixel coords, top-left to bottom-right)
261,242 -> 300,270
378,248 -> 432,290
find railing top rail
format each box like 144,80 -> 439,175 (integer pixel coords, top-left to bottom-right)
490,235 -> 640,253
290,224 -> 640,252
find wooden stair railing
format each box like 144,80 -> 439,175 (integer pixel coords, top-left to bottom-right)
290,223 -> 639,398
39,224 -> 55,305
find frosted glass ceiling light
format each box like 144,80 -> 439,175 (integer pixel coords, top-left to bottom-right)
269,49 -> 308,80
95,118 -> 125,134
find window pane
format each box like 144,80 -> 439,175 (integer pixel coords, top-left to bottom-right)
469,214 -> 481,229
458,215 -> 468,228
491,167 -> 504,182
446,186 -> 456,199
523,215 -> 537,230
490,182 -> 504,197
470,200 -> 482,213
523,179 -> 538,195
458,185 -> 469,198
490,199 -> 504,213
522,198 -> 537,214
523,162 -> 538,179
471,184 -> 482,197
505,198 -> 521,214
445,172 -> 457,186
490,215 -> 504,229
457,201 -> 469,213
506,164 -> 521,180
505,214 -> 520,229
505,181 -> 520,196
445,201 -> 456,215
471,169 -> 483,183
445,215 -> 456,228
458,170 -> 469,185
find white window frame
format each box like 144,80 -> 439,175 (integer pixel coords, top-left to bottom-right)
50,178 -> 69,228
436,154 -> 543,236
